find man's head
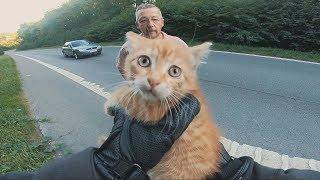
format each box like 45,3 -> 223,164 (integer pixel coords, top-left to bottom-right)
135,4 -> 164,39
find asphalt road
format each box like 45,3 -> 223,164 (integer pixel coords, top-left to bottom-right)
7,47 -> 320,160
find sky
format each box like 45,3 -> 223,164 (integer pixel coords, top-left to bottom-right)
0,0 -> 69,33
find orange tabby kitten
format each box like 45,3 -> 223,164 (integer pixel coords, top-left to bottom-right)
106,32 -> 221,179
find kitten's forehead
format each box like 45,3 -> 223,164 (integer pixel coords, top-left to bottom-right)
157,41 -> 190,59
153,52 -> 189,70
152,41 -> 192,66
129,39 -> 193,69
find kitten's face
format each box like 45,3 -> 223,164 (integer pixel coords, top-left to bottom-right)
124,32 -> 211,102
129,52 -> 188,101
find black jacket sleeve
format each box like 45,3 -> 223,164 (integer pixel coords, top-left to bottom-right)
2,144 -> 319,180
0,148 -> 103,180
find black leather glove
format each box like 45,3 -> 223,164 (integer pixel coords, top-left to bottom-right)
94,94 -> 200,179
211,143 -> 320,180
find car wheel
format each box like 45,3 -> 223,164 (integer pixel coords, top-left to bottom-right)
73,52 -> 80,59
97,51 -> 101,55
63,53 -> 68,57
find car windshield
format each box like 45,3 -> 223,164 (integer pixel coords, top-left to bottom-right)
71,40 -> 90,47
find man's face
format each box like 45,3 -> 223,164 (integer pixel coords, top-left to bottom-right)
136,7 -> 164,39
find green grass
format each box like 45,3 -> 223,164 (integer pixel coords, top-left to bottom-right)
211,43 -> 320,63
0,55 -> 54,174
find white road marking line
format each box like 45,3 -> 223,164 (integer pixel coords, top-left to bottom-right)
281,155 -> 289,169
15,54 -> 110,99
254,147 -> 262,164
212,50 -> 320,65
14,54 -> 320,171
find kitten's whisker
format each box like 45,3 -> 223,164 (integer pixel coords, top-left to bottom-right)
136,100 -> 147,120
169,94 -> 180,107
170,93 -> 191,119
167,96 -> 182,135
171,91 -> 194,112
172,90 -> 194,102
126,89 -> 139,112
169,94 -> 194,148
159,99 -> 169,134
103,72 -> 127,76
128,86 -> 145,120
118,88 -> 134,108
106,80 -> 132,89
124,90 -> 136,110
171,93 -> 201,147
108,82 -> 131,91
165,97 -> 173,133
130,89 -> 139,112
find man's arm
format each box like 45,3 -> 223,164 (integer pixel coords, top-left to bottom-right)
0,148 -> 102,180
175,37 -> 188,47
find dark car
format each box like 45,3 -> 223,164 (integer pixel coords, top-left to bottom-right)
62,40 -> 102,59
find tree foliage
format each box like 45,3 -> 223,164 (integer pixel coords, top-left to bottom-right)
17,0 -> 320,52
0,33 -> 21,51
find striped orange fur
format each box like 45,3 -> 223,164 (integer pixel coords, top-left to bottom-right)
106,32 -> 221,179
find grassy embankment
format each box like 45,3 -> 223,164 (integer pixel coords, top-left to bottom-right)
0,55 -> 54,174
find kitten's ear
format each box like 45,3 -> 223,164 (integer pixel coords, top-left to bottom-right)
126,31 -> 145,51
126,31 -> 141,43
189,42 -> 212,69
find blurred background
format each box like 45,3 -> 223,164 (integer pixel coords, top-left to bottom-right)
1,0 -> 319,60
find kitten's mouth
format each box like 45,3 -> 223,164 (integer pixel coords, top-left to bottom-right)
145,89 -> 157,97
141,89 -> 160,101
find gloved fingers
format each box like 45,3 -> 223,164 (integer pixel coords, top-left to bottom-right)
107,106 -> 116,116
174,94 -> 200,116
170,94 -> 200,137
110,106 -> 131,123
107,106 -> 126,117
111,106 -> 126,116
156,94 -> 200,138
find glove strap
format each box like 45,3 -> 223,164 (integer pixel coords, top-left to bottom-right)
113,159 -> 148,179
218,156 -> 254,180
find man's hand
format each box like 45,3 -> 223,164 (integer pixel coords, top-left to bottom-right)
94,94 -> 200,179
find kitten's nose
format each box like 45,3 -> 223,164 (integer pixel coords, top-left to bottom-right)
147,78 -> 160,88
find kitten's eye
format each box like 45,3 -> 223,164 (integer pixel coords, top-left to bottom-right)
168,65 -> 182,77
137,56 -> 151,67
